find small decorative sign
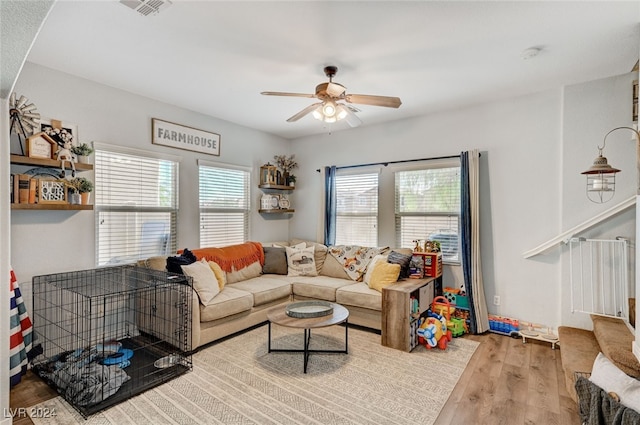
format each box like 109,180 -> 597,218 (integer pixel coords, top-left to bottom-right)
26,132 -> 57,159
152,118 -> 220,156
39,179 -> 67,204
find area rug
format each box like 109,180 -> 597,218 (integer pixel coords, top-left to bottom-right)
29,324 -> 479,425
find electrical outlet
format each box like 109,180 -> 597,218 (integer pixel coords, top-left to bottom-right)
493,295 -> 501,306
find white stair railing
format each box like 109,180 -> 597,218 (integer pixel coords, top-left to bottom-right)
568,237 -> 629,320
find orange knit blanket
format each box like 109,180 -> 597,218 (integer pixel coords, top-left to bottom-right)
181,242 -> 264,272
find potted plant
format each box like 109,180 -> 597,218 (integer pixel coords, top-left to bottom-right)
71,177 -> 93,204
273,154 -> 298,186
287,174 -> 297,187
71,142 -> 94,164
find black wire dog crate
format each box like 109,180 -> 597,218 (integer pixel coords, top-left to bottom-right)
31,265 -> 193,418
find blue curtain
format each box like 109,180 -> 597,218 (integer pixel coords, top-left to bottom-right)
324,166 -> 337,246
460,151 -> 477,334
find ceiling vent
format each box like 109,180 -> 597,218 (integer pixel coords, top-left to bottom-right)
120,0 -> 172,17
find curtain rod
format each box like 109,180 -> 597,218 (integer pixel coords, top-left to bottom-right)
315,153 -> 471,173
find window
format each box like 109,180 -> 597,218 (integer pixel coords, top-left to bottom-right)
395,165 -> 461,263
335,171 -> 378,246
95,147 -> 178,266
198,161 -> 250,247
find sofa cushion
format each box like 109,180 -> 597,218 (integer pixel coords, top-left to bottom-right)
286,245 -> 318,277
320,254 -> 351,280
262,246 -> 288,275
226,261 -> 263,284
291,276 -> 354,301
199,286 -> 254,322
336,282 -> 382,311
230,276 -> 291,306
592,314 -> 640,378
181,259 -> 220,306
369,262 -> 401,292
291,239 -> 328,274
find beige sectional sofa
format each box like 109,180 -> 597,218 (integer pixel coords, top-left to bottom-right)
139,239 -> 412,350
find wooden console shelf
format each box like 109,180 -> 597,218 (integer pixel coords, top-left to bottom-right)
382,277 -> 435,352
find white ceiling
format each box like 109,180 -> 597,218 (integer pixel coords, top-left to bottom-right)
25,1 -> 640,140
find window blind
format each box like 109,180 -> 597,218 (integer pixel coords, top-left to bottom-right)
95,149 -> 178,266
395,166 -> 461,262
199,164 -> 250,247
335,172 -> 378,246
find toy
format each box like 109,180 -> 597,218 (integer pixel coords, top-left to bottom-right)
56,139 -> 77,177
416,310 -> 451,350
448,317 -> 466,337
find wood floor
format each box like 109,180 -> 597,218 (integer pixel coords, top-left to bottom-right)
10,332 -> 580,425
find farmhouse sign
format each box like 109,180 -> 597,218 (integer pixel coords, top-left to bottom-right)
152,118 -> 220,156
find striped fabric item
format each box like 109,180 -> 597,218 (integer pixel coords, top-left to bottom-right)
9,268 -> 34,388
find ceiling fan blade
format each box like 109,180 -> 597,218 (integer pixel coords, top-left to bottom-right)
344,94 -> 402,108
337,104 -> 361,128
286,102 -> 323,122
261,91 -> 316,98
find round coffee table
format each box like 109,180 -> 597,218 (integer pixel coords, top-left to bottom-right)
267,302 -> 349,373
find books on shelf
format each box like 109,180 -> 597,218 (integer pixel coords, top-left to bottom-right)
12,174 -> 42,205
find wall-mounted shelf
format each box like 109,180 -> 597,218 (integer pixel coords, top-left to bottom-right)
258,184 -> 294,191
12,203 -> 93,211
11,154 -> 94,211
259,209 -> 294,214
10,154 -> 93,171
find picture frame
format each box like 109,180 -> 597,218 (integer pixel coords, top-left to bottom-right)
152,118 -> 220,156
40,118 -> 77,149
38,178 -> 67,204
26,132 -> 57,159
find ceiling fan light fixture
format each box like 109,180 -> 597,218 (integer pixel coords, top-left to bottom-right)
322,101 -> 337,117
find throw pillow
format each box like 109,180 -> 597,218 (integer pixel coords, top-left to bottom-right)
364,254 -> 388,285
207,261 -> 227,290
262,246 -> 288,275
290,239 -> 329,273
369,262 -> 401,292
387,250 -> 412,278
590,352 -> 640,412
286,245 -> 318,277
181,259 -> 220,305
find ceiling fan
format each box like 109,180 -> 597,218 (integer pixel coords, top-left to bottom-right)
261,66 -> 402,127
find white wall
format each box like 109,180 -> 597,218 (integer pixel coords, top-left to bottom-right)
290,89 -> 565,327
11,62 -> 291,287
560,72 -> 637,329
290,76 -> 637,329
